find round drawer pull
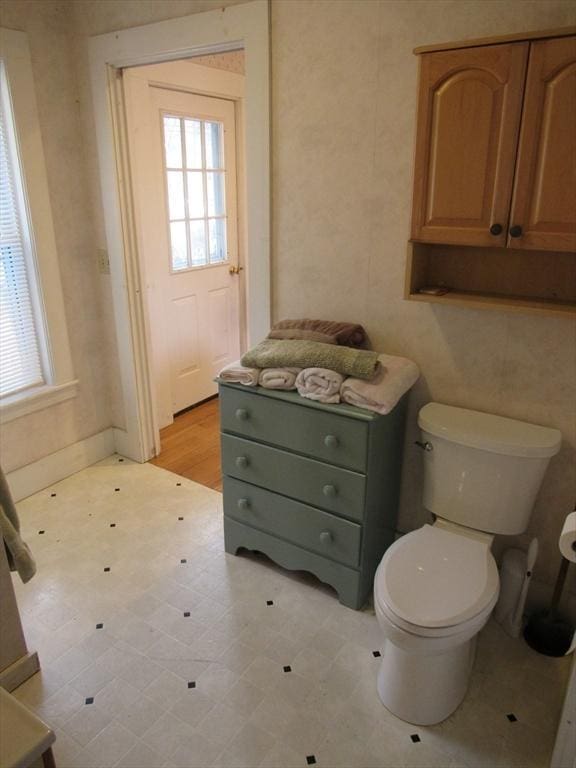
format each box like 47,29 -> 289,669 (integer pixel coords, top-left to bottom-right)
509,224 -> 523,238
489,223 -> 503,236
235,456 -> 249,469
237,498 -> 250,511
235,408 -> 249,421
322,484 -> 337,498
319,530 -> 333,546
324,434 -> 339,448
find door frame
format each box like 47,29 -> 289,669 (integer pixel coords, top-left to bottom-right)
88,1 -> 270,462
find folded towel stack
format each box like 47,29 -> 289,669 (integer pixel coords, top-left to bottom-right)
218,360 -> 260,386
241,339 -> 379,380
296,368 -> 344,403
340,353 -> 420,414
268,318 -> 368,348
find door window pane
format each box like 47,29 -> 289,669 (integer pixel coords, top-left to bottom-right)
170,221 -> 188,271
205,121 -> 223,169
207,172 -> 225,216
189,220 -> 206,266
163,116 -> 182,167
167,171 -> 185,220
208,218 -> 227,264
185,119 -> 202,168
187,172 -> 205,218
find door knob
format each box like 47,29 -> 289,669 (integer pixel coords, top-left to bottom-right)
229,265 -> 244,275
509,225 -> 523,238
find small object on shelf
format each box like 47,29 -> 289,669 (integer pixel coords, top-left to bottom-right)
418,286 -> 451,296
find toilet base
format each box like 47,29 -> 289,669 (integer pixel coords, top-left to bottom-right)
377,635 -> 476,725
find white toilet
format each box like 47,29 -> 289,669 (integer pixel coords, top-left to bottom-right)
374,402 -> 561,726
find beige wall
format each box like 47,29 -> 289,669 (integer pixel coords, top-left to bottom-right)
0,0 -> 114,472
1,0 -> 574,592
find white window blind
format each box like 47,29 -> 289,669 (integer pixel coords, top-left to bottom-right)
0,72 -> 44,397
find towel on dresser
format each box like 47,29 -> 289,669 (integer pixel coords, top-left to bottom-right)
268,318 -> 368,348
218,360 -> 260,386
241,340 -> 379,380
340,353 -> 420,414
296,368 -> 344,403
0,465 -> 36,583
258,367 -> 302,390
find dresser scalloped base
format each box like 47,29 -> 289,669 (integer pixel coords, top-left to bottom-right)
224,516 -> 365,610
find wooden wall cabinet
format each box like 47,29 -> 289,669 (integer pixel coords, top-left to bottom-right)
407,28 -> 576,316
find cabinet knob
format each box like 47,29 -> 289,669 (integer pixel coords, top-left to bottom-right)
235,408 -> 249,421
237,498 -> 250,511
509,225 -> 523,238
489,223 -> 503,236
324,434 -> 339,448
322,484 -> 337,498
319,530 -> 333,546
235,456 -> 249,469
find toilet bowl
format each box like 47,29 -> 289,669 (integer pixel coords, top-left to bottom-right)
373,402 -> 561,726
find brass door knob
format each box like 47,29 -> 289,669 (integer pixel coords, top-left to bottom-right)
229,265 -> 244,275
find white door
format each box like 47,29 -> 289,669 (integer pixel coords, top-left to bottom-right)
123,69 -> 242,428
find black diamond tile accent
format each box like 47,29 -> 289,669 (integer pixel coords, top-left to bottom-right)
119,458 -> 124,462
178,517 -> 184,521
50,493 -> 56,497
176,482 -> 182,486
110,523 -> 116,528
507,713 -> 518,722
188,681 -> 196,689
104,567 -> 111,572
180,559 -> 187,564
266,600 -> 274,606
306,757 -> 316,766
410,734 -> 421,743
114,488 -> 120,492
96,623 -> 103,629
38,530 -> 45,535
372,650 -> 381,657
184,612 -> 191,617
85,697 -> 94,705
283,665 -> 292,673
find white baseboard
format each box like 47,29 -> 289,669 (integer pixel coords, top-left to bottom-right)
6,429 -> 115,502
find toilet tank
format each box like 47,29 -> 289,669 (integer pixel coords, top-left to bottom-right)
418,403 -> 561,535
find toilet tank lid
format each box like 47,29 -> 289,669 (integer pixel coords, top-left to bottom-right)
418,403 -> 561,458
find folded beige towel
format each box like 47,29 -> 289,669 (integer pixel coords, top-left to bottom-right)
269,319 -> 368,348
219,360 -> 260,386
242,340 -> 379,380
0,465 -> 36,584
259,367 -> 302,390
296,368 -> 344,404
341,353 -> 419,414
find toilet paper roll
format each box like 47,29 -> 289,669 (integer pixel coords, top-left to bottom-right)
559,511 -> 576,563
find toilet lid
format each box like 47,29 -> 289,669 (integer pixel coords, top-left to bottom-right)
376,525 -> 499,629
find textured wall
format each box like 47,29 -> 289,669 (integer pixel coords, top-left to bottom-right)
0,0 -> 113,471
271,0 -> 576,590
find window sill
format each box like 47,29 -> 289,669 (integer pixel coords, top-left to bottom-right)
0,380 -> 79,424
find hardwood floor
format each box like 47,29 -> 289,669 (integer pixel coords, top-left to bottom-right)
149,396 -> 222,491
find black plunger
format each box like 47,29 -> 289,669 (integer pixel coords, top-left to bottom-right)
524,555 -> 574,656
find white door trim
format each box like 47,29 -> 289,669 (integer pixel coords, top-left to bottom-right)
88,1 -> 270,462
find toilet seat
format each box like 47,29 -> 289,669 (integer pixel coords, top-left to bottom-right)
375,524 -> 499,635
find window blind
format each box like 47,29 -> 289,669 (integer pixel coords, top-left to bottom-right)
0,88 -> 44,397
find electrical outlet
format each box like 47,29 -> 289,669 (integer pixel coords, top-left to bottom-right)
97,248 -> 110,274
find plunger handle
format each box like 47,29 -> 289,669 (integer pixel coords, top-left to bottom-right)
549,557 -> 570,620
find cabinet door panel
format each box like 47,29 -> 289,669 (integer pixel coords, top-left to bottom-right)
411,43 -> 528,247
509,36 -> 576,252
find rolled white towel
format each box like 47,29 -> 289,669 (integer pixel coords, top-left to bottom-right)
341,353 -> 419,414
296,368 -> 343,404
259,367 -> 302,390
219,360 -> 260,386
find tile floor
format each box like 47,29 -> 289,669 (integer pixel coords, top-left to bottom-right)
10,456 -> 570,768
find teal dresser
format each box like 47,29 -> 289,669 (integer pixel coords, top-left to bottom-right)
219,382 -> 408,609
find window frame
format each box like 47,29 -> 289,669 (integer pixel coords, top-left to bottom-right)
0,28 -> 77,423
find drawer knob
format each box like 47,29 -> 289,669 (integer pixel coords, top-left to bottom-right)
324,434 -> 339,448
319,530 -> 333,546
235,408 -> 249,421
322,484 -> 337,498
235,456 -> 249,469
237,498 -> 250,511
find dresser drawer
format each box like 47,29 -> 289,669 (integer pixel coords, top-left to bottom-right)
220,386 -> 368,471
222,434 -> 366,522
224,477 -> 361,567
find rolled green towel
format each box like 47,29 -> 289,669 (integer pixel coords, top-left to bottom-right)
241,339 -> 379,380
